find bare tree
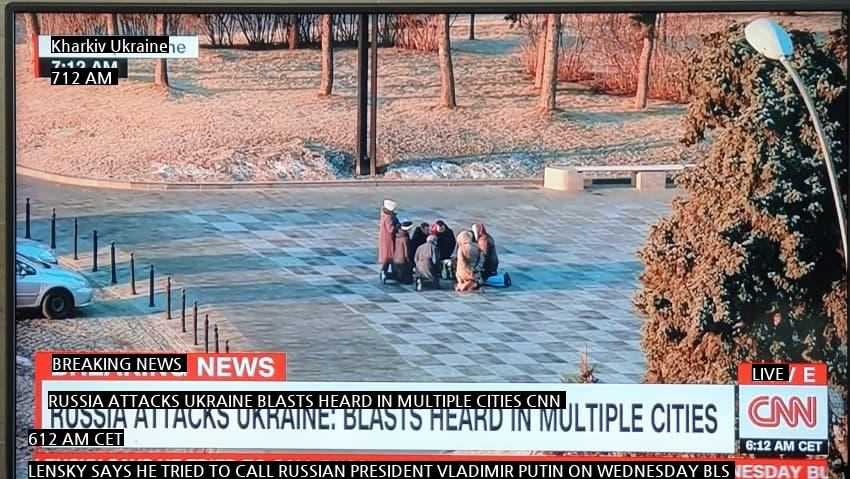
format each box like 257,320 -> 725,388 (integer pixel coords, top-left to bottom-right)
24,13 -> 40,75
469,14 -> 475,40
154,14 -> 169,87
437,14 -> 457,108
105,13 -> 119,35
632,13 -> 657,109
538,13 -> 560,113
534,14 -> 548,89
288,14 -> 299,50
319,14 -> 334,96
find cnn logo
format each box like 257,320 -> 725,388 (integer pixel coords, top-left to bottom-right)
747,395 -> 817,428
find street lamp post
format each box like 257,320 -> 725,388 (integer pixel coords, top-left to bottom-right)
745,18 -> 848,267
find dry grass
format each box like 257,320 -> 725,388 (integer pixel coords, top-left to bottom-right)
13,15 -> 727,181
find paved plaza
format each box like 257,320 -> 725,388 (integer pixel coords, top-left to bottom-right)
17,177 -> 676,383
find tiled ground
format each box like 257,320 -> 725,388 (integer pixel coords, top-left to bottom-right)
17,178 -> 675,383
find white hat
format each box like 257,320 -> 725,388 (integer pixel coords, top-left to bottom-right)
401,220 -> 414,231
383,199 -> 397,212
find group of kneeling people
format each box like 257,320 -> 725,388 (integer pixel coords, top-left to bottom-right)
378,199 -> 512,292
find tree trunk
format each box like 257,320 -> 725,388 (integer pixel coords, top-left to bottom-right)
634,23 -> 655,109
105,13 -> 119,35
319,14 -> 334,96
438,14 -> 457,108
469,14 -> 475,40
154,14 -> 169,87
24,13 -> 40,75
289,15 -> 299,50
534,15 -> 548,89
538,14 -> 560,113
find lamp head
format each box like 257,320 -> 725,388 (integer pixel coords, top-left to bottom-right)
745,17 -> 794,60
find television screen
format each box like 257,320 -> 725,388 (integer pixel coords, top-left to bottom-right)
5,5 -> 848,479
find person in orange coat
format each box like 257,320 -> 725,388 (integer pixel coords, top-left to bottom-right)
378,199 -> 400,283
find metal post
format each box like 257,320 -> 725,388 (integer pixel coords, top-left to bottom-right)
192,301 -> 198,346
25,198 -> 31,239
50,208 -> 56,250
91,230 -> 98,272
369,13 -> 379,177
355,14 -> 369,176
73,218 -> 78,260
166,276 -> 172,319
148,265 -> 155,308
180,289 -> 186,333
204,314 -> 210,353
129,252 -> 136,295
214,325 -> 220,353
469,14 -> 475,40
780,56 -> 848,268
110,242 -> 117,284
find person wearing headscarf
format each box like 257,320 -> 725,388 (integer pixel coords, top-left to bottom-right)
454,229 -> 483,292
392,221 -> 415,285
433,220 -> 456,262
473,223 -> 511,287
378,199 -> 400,283
432,220 -> 456,279
410,222 -> 430,255
414,234 -> 441,291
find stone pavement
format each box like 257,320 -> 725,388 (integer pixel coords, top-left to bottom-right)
17,178 -> 677,383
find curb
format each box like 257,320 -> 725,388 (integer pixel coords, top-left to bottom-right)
57,254 -> 254,353
17,165 -> 544,191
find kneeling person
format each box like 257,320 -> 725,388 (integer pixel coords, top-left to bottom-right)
415,234 -> 441,291
455,230 -> 483,292
392,221 -> 415,285
473,223 -> 511,288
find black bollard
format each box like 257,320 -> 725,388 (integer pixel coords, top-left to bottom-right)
73,218 -> 78,260
180,289 -> 186,333
225,340 -> 230,353
148,265 -> 155,308
214,325 -> 220,353
25,198 -> 31,239
91,230 -> 98,272
204,314 -> 210,353
193,301 -> 198,346
50,208 -> 56,250
129,253 -> 136,295
110,242 -> 117,285
166,276 -> 172,320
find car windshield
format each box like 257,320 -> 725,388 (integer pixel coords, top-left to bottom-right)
17,253 -> 51,269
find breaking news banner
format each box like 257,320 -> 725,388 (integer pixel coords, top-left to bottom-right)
33,352 -> 734,454
737,363 -> 829,457
35,352 -> 286,381
27,460 -> 737,479
51,353 -> 189,373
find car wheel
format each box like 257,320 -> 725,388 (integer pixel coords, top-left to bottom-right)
42,289 -> 74,319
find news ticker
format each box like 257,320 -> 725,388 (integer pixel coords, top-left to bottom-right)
25,459 -> 832,479
30,353 -> 829,457
26,460 -> 736,479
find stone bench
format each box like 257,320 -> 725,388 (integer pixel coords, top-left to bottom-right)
543,164 -> 690,191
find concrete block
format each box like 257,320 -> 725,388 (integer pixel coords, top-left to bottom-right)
544,167 -> 584,191
634,171 -> 667,190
